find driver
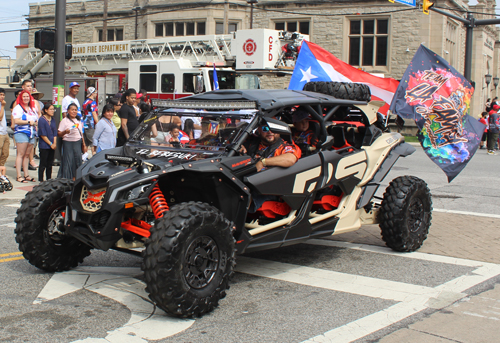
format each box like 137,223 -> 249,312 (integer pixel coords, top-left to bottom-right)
243,124 -> 301,172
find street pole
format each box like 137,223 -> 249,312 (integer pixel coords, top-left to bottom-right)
103,0 -> 108,42
248,0 -> 258,29
464,13 -> 474,82
53,0 -> 66,165
133,6 -> 140,40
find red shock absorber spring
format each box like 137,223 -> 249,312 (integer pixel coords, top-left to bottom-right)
149,184 -> 169,219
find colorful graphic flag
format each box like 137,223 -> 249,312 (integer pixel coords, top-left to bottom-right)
389,44 -> 485,182
213,64 -> 219,91
288,41 -> 399,110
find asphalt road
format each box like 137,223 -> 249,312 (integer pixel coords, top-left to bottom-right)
0,145 -> 499,343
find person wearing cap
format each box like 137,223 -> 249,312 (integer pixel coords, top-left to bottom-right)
82,87 -> 99,155
62,82 -> 81,117
291,107 -> 319,156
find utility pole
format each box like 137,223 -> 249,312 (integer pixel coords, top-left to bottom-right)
248,0 -> 258,29
103,0 -> 108,42
223,0 -> 228,34
133,6 -> 140,39
53,0 -> 66,164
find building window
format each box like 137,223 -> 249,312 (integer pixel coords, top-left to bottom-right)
66,30 -> 72,43
348,18 -> 388,67
445,21 -> 457,66
155,22 -> 206,37
98,28 -> 124,42
274,21 -> 309,35
216,22 -> 238,34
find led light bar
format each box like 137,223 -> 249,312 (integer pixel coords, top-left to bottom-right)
152,99 -> 257,110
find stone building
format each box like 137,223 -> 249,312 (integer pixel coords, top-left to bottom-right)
25,0 -> 500,117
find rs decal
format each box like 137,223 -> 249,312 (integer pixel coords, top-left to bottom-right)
334,151 -> 367,180
293,166 -> 321,194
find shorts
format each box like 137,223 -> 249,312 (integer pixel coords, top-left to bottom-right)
84,128 -> 95,147
14,132 -> 36,145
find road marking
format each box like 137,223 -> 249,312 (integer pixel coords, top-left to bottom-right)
433,208 -> 500,219
35,266 -> 194,343
235,256 -> 464,302
5,203 -> 21,208
301,240 -> 500,343
307,239 -> 489,267
0,251 -> 22,257
0,256 -> 24,263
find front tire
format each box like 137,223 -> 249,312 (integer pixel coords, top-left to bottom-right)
142,201 -> 236,318
15,179 -> 92,272
379,176 -> 432,252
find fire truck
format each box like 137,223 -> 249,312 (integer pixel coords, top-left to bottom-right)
9,29 -> 306,108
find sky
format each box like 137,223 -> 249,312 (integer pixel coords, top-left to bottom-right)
0,0 -> 491,60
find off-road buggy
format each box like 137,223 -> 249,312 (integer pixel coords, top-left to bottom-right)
15,82 -> 432,318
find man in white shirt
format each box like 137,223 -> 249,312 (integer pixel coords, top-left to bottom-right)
62,82 -> 81,117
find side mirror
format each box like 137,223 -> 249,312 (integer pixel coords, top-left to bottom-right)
194,74 -> 204,94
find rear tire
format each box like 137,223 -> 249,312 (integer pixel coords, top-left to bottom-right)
142,201 -> 236,318
379,176 -> 432,252
303,81 -> 371,102
15,179 -> 92,272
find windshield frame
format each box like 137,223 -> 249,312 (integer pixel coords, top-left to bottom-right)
127,108 -> 261,158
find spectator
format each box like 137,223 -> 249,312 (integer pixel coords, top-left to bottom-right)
82,87 -> 99,156
21,80 -> 40,170
485,98 -> 491,112
37,102 -> 57,181
117,89 -> 138,147
12,90 -> 38,183
479,112 -> 489,149
57,103 -> 87,180
488,106 -> 500,155
0,88 -> 9,177
62,82 -> 81,116
183,119 -> 194,140
133,92 -> 142,118
108,98 -> 122,133
9,90 -> 21,152
92,104 -> 117,153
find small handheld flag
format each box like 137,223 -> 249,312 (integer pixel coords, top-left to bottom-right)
213,65 -> 219,91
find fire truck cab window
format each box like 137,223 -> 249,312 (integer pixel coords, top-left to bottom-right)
161,74 -> 175,93
140,65 -> 158,92
183,73 -> 204,93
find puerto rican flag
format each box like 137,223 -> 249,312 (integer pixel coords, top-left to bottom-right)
178,130 -> 190,143
288,41 -> 399,114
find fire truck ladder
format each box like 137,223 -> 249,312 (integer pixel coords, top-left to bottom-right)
10,34 -> 234,85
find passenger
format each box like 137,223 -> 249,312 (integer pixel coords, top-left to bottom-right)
291,108 -> 319,155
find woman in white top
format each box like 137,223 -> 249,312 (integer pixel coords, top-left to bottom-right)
12,90 -> 38,183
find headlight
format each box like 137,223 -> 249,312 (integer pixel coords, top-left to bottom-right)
125,183 -> 152,200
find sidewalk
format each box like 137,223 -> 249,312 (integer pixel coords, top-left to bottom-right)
1,144 -> 59,200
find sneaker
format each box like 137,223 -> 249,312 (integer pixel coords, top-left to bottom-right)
487,150 -> 497,155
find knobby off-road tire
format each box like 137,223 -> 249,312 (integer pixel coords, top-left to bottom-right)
303,81 -> 371,102
379,176 -> 432,252
15,179 -> 92,272
142,201 -> 236,318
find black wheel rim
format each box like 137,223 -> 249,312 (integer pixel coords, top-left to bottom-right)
184,236 -> 219,289
44,201 -> 67,246
408,197 -> 424,233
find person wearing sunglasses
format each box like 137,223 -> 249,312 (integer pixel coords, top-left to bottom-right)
243,124 -> 301,172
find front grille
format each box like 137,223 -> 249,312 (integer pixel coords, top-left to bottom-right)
90,210 -> 111,231
80,185 -> 107,212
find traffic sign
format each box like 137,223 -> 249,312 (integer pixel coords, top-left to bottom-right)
388,0 -> 416,8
